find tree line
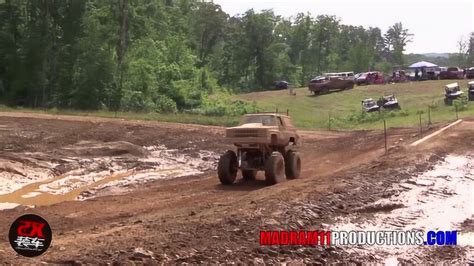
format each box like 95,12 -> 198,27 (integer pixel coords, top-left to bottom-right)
0,0 -> 457,113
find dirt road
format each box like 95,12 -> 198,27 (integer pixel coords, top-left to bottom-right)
0,112 -> 472,264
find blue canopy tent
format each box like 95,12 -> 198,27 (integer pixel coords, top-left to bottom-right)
408,61 -> 438,68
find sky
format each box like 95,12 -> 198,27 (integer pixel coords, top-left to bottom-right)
213,0 -> 474,54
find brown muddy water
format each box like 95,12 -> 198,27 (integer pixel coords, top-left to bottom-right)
331,154 -> 474,264
0,145 -> 218,210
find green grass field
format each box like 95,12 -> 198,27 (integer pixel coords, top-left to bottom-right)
236,79 -> 474,130
1,79 -> 473,130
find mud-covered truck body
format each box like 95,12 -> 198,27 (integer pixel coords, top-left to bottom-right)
218,113 -> 301,185
226,114 -> 299,146
308,75 -> 354,95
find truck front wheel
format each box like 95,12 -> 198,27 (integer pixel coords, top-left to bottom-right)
265,152 -> 286,185
218,150 -> 238,185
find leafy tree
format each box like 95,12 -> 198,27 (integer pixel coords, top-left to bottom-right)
0,0 -> 422,113
384,22 -> 413,65
468,32 -> 474,66
189,2 -> 227,67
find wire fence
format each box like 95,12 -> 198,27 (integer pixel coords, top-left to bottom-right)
321,99 -> 470,154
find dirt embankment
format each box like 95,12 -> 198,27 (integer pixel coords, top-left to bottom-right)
0,112 -> 472,264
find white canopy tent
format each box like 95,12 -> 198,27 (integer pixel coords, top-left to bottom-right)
408,61 -> 438,69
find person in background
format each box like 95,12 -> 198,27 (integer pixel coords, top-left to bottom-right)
288,82 -> 296,96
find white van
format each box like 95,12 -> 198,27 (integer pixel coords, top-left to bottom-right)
322,72 -> 354,80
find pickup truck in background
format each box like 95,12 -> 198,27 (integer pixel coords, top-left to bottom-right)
308,74 -> 354,95
439,67 -> 464,79
465,67 -> 474,79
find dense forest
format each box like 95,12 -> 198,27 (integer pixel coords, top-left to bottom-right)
0,0 -> 472,113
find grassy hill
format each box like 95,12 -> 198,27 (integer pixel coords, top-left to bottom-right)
1,79 -> 472,130
235,79 -> 474,130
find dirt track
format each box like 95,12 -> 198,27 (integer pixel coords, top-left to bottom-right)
0,112 -> 473,264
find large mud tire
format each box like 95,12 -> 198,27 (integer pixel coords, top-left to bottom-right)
242,170 -> 257,181
285,150 -> 301,179
218,150 -> 238,185
265,152 -> 286,185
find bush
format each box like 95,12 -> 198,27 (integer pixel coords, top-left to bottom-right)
399,109 -> 410,117
346,110 -> 383,123
453,95 -> 469,111
197,94 -> 260,116
155,95 -> 177,113
120,91 -> 155,112
345,108 -> 408,124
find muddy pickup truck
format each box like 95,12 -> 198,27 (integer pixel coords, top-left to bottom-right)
308,75 -> 354,95
218,113 -> 301,186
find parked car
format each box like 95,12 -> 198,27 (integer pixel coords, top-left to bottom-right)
465,67 -> 474,79
444,82 -> 463,105
361,98 -> 380,112
468,81 -> 474,101
335,71 -> 355,81
387,70 -> 409,83
378,94 -> 400,109
356,71 -> 385,85
308,75 -> 354,95
274,81 -> 289,90
439,67 -> 464,79
321,72 -> 355,81
425,66 -> 442,80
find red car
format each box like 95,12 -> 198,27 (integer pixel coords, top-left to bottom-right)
356,71 -> 385,85
439,67 -> 464,79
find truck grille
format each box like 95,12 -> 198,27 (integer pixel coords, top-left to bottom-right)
228,129 -> 266,138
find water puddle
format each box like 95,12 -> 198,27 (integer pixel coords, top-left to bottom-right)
0,145 -> 218,210
331,154 -> 474,264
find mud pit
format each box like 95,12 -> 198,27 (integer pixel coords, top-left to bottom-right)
332,154 -> 474,264
0,141 -> 218,208
0,112 -> 473,264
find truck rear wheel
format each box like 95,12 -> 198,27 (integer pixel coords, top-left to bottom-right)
242,170 -> 257,181
218,150 -> 238,185
285,150 -> 301,179
265,152 -> 286,185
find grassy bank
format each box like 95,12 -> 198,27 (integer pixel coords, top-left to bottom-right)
236,79 -> 474,129
1,79 -> 473,130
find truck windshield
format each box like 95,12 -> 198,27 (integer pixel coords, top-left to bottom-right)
240,115 -> 277,126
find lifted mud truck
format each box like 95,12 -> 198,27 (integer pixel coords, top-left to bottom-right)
218,113 -> 301,185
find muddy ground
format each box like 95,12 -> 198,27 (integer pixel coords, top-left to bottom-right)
0,112 -> 472,264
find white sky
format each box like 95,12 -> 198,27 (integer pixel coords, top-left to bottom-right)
213,0 -> 474,54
